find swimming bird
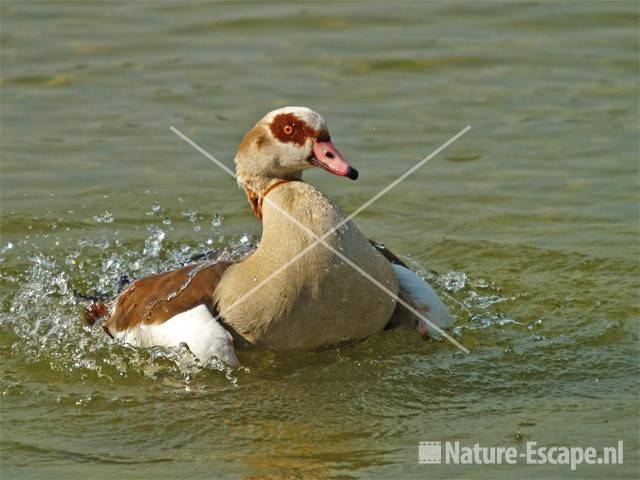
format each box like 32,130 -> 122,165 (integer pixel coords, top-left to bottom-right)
87,107 -> 453,367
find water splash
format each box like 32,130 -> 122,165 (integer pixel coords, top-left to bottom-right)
439,270 -> 467,293
0,220 -> 255,385
1,208 -> 527,385
400,256 -> 527,336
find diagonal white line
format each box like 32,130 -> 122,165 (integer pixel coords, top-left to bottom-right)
170,126 -> 237,178
171,125 -> 470,352
346,125 -> 470,221
171,125 -> 471,354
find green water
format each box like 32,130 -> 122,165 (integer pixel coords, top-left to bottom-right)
1,1 -> 638,479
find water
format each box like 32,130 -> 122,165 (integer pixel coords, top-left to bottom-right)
1,1 -> 638,478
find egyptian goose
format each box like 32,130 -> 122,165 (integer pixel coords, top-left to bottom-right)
88,107 -> 453,367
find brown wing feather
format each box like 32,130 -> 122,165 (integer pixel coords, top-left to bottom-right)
104,261 -> 232,333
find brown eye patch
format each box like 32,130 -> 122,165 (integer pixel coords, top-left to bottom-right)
270,113 -> 318,146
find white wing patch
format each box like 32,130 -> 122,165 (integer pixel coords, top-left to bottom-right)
393,264 -> 454,338
114,304 -> 239,367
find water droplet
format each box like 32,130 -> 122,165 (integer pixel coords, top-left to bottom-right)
162,216 -> 172,225
211,213 -> 222,228
182,209 -> 198,223
92,210 -> 114,223
151,201 -> 161,213
143,226 -> 165,257
526,319 -> 543,330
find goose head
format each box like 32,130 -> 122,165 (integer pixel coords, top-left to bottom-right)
235,107 -> 358,191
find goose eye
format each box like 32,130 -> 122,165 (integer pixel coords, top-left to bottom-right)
283,125 -> 294,135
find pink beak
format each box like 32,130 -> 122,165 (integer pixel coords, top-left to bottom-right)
311,139 -> 359,180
